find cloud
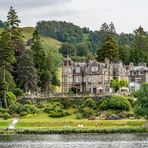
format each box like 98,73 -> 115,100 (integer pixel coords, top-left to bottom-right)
1,0 -> 148,33
0,0 -> 72,9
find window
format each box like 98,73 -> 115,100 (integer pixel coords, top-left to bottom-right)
135,78 -> 141,84
134,72 -> 137,75
64,68 -> 68,73
84,77 -> 88,82
76,67 -> 80,73
91,66 -> 98,72
67,77 -> 73,83
141,71 -> 144,75
68,60 -> 71,66
92,76 -> 97,82
64,61 -> 67,66
75,77 -> 80,83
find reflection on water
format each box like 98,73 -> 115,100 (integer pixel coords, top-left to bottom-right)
0,133 -> 148,148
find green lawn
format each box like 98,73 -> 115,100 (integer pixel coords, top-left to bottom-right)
16,113 -> 147,129
0,119 -> 12,129
22,27 -> 62,51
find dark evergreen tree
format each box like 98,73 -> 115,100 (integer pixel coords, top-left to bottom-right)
100,22 -> 110,32
6,6 -> 25,58
31,29 -> 49,92
109,22 -> 116,33
6,7 -> 25,91
97,35 -> 119,62
15,50 -> 37,92
130,26 -> 148,65
0,31 -> 15,108
118,46 -> 130,64
6,7 -> 23,41
100,22 -> 117,40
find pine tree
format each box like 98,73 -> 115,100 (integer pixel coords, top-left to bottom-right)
6,6 -> 25,58
99,22 -> 117,43
0,31 -> 15,108
118,46 -> 130,64
15,50 -> 37,92
31,29 -> 49,92
97,35 -> 119,62
6,7 -> 23,41
109,22 -> 116,33
130,26 -> 148,65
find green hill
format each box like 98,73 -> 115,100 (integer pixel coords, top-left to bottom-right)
0,27 -> 62,51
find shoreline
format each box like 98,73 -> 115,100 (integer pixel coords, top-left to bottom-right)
0,127 -> 148,135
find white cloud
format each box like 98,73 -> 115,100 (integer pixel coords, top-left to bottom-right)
0,0 -> 148,33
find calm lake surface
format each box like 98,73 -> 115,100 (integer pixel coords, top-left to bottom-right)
0,133 -> 148,148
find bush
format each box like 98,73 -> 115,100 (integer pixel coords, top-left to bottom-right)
99,99 -> 109,110
126,97 -> 135,107
3,113 -> 11,120
17,104 -> 24,113
0,112 -> 3,118
67,108 -> 76,115
9,102 -> 19,114
44,103 -> 55,113
83,98 -> 96,109
49,109 -> 69,118
24,100 -> 32,105
6,92 -> 16,105
23,104 -> 39,114
36,102 -> 45,108
76,113 -> 84,119
13,88 -> 23,96
109,95 -> 131,111
60,98 -> 76,108
106,110 -> 118,118
32,108 -> 40,114
0,108 -> 5,113
82,107 -> 95,118
134,107 -> 148,118
20,111 -> 28,117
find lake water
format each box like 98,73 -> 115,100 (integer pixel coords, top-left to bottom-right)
0,133 -> 148,148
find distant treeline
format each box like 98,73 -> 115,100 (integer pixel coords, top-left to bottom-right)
37,21 -> 148,64
37,21 -> 83,43
36,21 -> 134,51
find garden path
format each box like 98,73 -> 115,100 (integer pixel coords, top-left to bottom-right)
8,117 -> 19,130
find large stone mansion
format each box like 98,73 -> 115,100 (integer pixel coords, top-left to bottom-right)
61,56 -> 148,94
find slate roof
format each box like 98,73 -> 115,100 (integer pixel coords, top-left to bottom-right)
130,66 -> 148,71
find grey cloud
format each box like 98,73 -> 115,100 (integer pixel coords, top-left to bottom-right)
38,9 -> 78,18
0,0 -> 72,9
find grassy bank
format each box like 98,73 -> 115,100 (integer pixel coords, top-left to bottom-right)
0,119 -> 12,129
16,127 -> 148,134
0,113 -> 147,134
16,113 -> 146,130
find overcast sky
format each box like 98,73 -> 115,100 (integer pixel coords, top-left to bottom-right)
0,0 -> 148,33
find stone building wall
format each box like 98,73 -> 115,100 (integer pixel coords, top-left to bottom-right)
62,57 -> 148,94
